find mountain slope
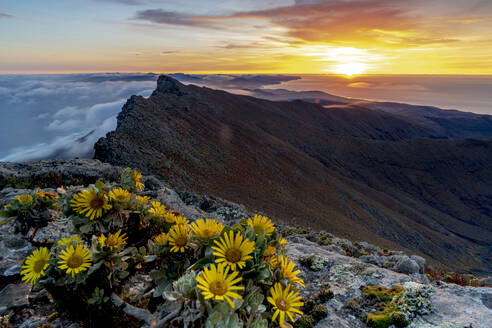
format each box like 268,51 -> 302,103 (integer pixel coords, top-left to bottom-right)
94,75 -> 492,274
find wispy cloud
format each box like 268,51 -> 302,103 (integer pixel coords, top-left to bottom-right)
0,12 -> 15,19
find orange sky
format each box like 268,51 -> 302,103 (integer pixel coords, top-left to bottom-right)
1,0 -> 492,74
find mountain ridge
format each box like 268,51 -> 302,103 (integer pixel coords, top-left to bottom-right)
94,75 -> 492,274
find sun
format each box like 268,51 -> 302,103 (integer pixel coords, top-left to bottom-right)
333,62 -> 367,76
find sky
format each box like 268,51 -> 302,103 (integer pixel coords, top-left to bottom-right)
1,0 -> 492,74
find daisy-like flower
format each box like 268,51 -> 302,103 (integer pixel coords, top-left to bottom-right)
247,214 -> 275,236
212,231 -> 255,271
135,196 -> 150,204
133,169 -> 145,191
279,238 -> 287,247
98,230 -> 127,250
37,191 -> 58,200
162,212 -> 179,224
21,247 -> 51,284
173,215 -> 189,226
58,244 -> 92,277
196,263 -> 244,308
16,194 -> 33,206
267,283 -> 303,326
149,201 -> 166,218
190,218 -> 224,239
154,232 -> 168,245
57,235 -> 82,246
70,187 -> 111,220
279,256 -> 305,288
109,188 -> 130,203
168,224 -> 192,252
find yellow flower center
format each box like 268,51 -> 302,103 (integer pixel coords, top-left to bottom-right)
106,236 -> 118,247
33,259 -> 46,273
90,198 -> 104,209
201,229 -> 213,238
276,298 -> 290,311
66,254 -> 83,268
209,281 -> 227,296
253,225 -> 263,234
225,248 -> 242,263
175,236 -> 188,247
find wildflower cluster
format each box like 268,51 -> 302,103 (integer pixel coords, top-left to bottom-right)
17,168 -> 306,327
1,190 -> 60,233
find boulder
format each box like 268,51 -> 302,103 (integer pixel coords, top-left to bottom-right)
395,256 -> 421,274
0,283 -> 31,314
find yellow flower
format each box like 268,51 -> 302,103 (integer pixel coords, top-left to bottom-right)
279,256 -> 305,288
149,201 -> 166,218
267,283 -> 303,326
168,224 -> 192,252
58,244 -> 92,277
212,231 -> 255,271
70,187 -> 111,220
264,245 -> 276,257
21,247 -> 51,285
133,169 -> 145,191
37,191 -> 58,200
57,235 -> 82,246
154,232 -> 168,245
109,188 -> 130,203
279,238 -> 287,247
196,263 -> 244,308
268,254 -> 280,268
162,212 -> 178,223
190,218 -> 224,239
98,230 -> 127,250
173,215 -> 189,226
16,194 -> 33,205
136,196 -> 150,204
247,214 -> 275,236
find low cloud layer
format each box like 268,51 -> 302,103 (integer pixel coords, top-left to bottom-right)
0,74 -> 157,162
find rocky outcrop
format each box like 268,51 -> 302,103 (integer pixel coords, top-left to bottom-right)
0,160 -> 491,327
93,75 -> 492,274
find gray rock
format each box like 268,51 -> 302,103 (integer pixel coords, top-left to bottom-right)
395,256 -> 421,274
157,187 -> 206,220
410,255 -> 426,273
0,158 -> 123,189
33,217 -> 74,244
360,254 -> 385,267
0,222 -> 32,278
358,241 -> 378,254
0,283 -> 31,314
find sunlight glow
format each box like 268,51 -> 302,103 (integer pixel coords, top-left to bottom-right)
333,62 -> 367,76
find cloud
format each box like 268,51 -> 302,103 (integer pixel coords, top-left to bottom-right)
0,74 -> 156,162
0,12 -> 14,19
134,9 -> 218,28
347,81 -> 428,91
0,117 -> 117,162
170,73 -> 301,89
132,0 -> 471,48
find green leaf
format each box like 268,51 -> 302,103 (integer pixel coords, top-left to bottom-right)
187,257 -> 213,271
255,266 -> 271,282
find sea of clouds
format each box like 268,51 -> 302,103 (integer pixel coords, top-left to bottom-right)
0,73 -> 158,161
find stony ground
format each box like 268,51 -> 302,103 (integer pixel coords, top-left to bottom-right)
0,159 -> 491,327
